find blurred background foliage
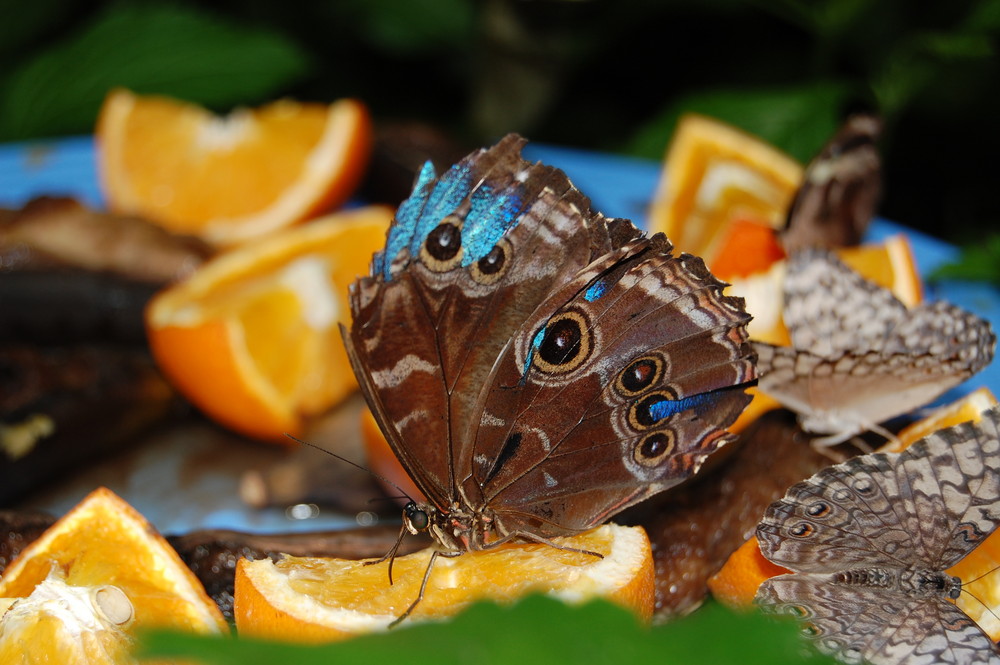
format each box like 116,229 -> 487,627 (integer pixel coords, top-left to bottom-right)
1,0 -> 997,243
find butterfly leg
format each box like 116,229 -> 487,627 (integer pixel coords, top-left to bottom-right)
480,530 -> 604,560
363,521 -> 408,585
390,549 -> 462,628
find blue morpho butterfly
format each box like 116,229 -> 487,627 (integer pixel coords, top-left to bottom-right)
340,134 -> 757,623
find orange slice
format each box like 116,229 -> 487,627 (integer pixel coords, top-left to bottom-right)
728,233 -> 922,346
838,235 -> 923,308
648,114 -> 802,268
729,386 -> 783,435
709,390 -> 998,621
0,487 -> 225,663
97,88 -> 372,246
146,206 -> 392,442
234,523 -> 654,642
706,534 -> 791,612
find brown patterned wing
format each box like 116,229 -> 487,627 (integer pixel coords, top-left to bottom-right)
757,575 -> 1000,665
344,134 -> 636,508
781,114 -> 881,254
459,235 -> 757,535
758,406 -> 1000,573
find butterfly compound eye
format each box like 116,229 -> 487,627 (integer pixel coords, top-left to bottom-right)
404,503 -> 430,531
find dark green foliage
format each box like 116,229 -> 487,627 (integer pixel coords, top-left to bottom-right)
0,4 -> 310,140
2,0 -> 996,244
138,596 -> 836,665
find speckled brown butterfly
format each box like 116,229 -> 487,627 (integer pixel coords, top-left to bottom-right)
780,113 -> 882,254
341,134 -> 757,623
755,405 -> 1000,665
754,249 -> 995,447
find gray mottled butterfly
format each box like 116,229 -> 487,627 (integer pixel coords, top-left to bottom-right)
753,249 -> 995,446
342,134 -> 757,623
755,405 -> 1000,665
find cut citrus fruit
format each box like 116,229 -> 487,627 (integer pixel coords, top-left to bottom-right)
880,386 -> 997,454
707,534 -> 790,611
710,393 -> 998,618
728,233 -> 922,346
837,234 -> 923,308
234,523 -> 654,642
146,207 -> 392,442
0,574 -> 135,665
97,88 -> 373,246
0,487 -> 225,663
710,217 -> 786,282
648,113 -> 802,269
729,386 -> 783,434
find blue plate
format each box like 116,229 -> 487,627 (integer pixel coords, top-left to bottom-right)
2,136 -> 997,533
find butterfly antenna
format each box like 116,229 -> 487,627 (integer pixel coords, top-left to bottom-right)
284,434 -> 415,502
960,564 -> 1000,626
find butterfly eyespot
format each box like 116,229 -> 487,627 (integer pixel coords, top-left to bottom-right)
801,622 -> 822,637
851,478 -> 875,494
420,221 -> 464,272
832,489 -> 853,502
469,239 -> 511,285
628,391 -> 679,430
532,311 -> 592,374
806,501 -> 831,517
633,431 -> 675,467
785,605 -> 812,620
788,522 -> 815,538
615,355 -> 664,397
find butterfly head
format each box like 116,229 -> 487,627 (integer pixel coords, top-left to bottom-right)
402,501 -> 430,535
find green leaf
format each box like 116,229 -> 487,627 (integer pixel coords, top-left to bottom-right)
929,234 -> 1000,285
342,0 -> 474,53
139,596 -> 834,665
626,81 -> 850,163
0,4 -> 312,141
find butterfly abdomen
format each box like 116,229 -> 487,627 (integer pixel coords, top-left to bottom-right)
833,568 -> 961,599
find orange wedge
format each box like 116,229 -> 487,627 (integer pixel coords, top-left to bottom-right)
838,235 -> 923,308
234,523 -> 654,642
648,113 -> 802,270
146,207 -> 392,442
706,534 -> 791,612
709,390 -> 998,622
97,88 -> 372,246
728,233 -> 922,346
729,386 -> 783,435
0,487 -> 226,663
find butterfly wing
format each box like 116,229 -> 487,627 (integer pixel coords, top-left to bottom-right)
458,235 -> 757,535
755,250 -> 995,438
757,575 -> 1000,665
758,407 -> 1000,572
344,134 -> 639,508
781,114 -> 881,254
780,248 -> 906,357
895,406 -> 1000,569
753,343 -> 986,440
